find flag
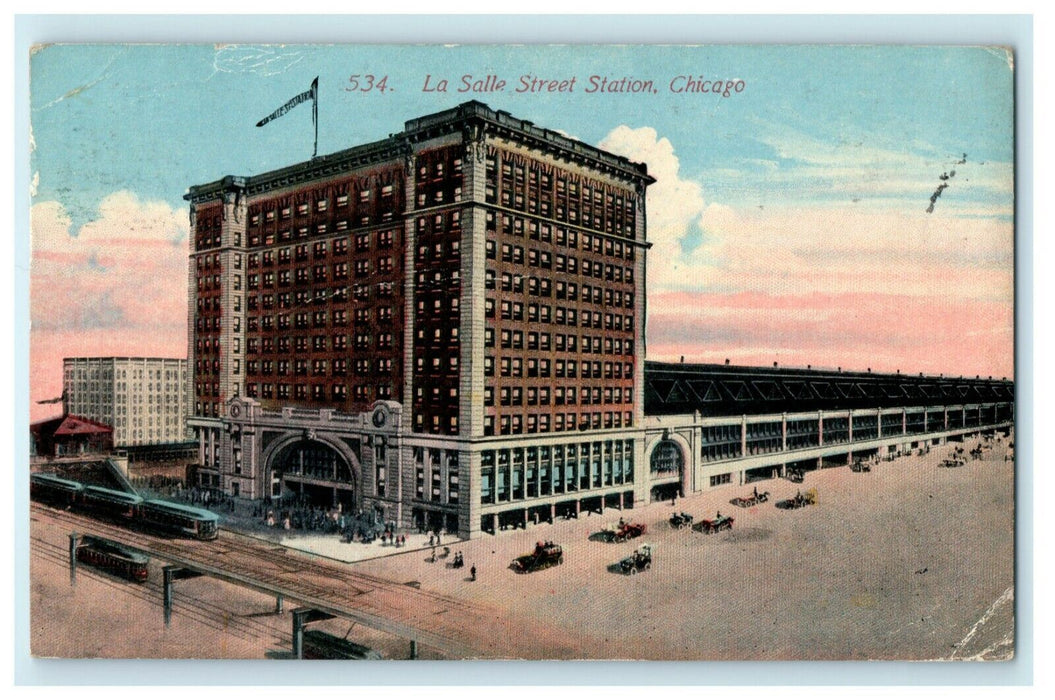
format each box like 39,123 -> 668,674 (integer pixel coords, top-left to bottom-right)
37,389 -> 67,404
256,77 -> 318,128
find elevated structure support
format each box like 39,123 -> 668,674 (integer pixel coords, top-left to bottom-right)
68,532 -> 79,586
291,607 -> 336,659
163,565 -> 204,627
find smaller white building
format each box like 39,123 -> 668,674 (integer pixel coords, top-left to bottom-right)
63,357 -> 191,448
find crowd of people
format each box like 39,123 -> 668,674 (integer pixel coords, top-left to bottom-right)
130,475 -> 237,511
126,475 -> 478,573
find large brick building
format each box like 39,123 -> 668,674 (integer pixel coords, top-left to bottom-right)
185,101 -> 1014,538
186,101 -> 653,536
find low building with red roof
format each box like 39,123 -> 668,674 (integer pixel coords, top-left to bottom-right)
30,414 -> 114,458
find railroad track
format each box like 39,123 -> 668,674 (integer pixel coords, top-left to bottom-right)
30,533 -> 292,649
30,503 -> 527,658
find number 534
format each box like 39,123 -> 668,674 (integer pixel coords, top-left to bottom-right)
346,75 -> 390,93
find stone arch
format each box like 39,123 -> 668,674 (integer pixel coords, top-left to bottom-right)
645,431 -> 693,496
260,431 -> 362,508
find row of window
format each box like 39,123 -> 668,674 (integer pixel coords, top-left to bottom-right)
413,296 -> 461,316
245,332 -> 395,354
487,328 -> 633,351
413,413 -> 459,434
416,156 -> 463,182
415,239 -> 461,263
479,439 -> 636,504
412,446 -> 461,505
238,356 -> 634,382
244,357 -> 395,377
244,383 -> 394,402
246,232 -> 397,269
244,307 -> 394,332
247,212 -> 401,246
484,411 -> 634,436
697,413 -> 985,461
249,184 -> 399,225
193,208 -> 223,250
414,209 -> 463,235
486,241 -> 635,281
484,356 -> 634,379
485,212 -> 637,262
485,150 -> 637,237
414,325 -> 459,347
487,273 -> 634,306
487,286 -> 632,314
247,257 -> 396,289
485,301 -> 632,328
196,295 -> 223,313
64,381 -> 183,393
487,386 -> 633,406
488,332 -> 633,356
248,284 -> 394,310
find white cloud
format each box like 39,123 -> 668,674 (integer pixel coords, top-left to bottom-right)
598,125 -> 707,288
725,120 -> 1014,208
31,191 -> 189,331
598,124 -> 1014,303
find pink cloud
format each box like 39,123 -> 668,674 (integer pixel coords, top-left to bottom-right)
30,192 -> 189,421
647,291 -> 1014,381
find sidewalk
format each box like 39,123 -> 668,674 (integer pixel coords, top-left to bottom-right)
131,484 -> 464,564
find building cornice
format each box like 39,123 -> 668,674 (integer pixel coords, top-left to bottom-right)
184,101 -> 654,205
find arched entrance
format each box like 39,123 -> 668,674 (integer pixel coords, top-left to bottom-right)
650,439 -> 684,474
268,438 -> 358,510
648,437 -> 687,502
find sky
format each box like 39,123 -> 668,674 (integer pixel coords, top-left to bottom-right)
28,44 -> 1015,420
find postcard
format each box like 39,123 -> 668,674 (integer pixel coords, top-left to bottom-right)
27,42 -> 1015,663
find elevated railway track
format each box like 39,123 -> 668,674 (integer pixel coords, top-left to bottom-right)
31,503 -> 555,659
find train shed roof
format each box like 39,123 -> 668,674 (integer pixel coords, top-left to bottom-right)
643,361 -> 1014,417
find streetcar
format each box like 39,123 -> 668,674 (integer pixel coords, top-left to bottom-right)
76,534 -> 150,583
79,485 -> 143,521
139,499 -> 220,540
301,630 -> 382,660
30,473 -> 83,508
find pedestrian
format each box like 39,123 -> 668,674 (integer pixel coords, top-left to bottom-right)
429,533 -> 435,547
671,494 -> 676,506
470,565 -> 476,581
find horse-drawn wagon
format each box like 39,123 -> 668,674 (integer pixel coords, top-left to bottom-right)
619,544 -> 654,575
698,514 -> 734,534
776,488 -> 817,510
511,541 -> 563,573
669,512 -> 694,529
599,519 -> 647,542
730,490 -> 769,507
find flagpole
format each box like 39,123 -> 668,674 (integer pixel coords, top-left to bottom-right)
312,77 -> 319,160
256,77 -> 319,160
